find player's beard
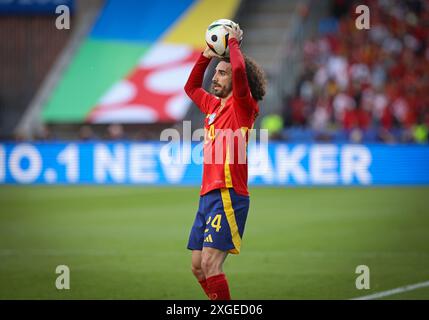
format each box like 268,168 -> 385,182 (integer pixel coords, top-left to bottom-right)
211,82 -> 232,98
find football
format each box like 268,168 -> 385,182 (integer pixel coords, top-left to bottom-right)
205,18 -> 241,57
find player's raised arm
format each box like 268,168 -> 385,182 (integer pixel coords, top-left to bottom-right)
184,47 -> 221,114
224,24 -> 252,105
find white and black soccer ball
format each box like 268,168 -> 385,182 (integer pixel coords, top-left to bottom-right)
205,19 -> 242,57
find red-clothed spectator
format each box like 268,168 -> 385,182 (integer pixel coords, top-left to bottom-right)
343,106 -> 371,131
291,97 -> 307,126
380,106 -> 394,130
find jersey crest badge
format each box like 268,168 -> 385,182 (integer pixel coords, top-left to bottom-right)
208,113 -> 216,125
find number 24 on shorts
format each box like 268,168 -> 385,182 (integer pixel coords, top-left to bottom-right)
206,214 -> 222,232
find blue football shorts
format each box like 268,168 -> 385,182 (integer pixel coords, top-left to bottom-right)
187,188 -> 250,254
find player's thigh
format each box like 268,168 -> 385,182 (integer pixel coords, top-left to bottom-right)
191,250 -> 203,269
187,202 -> 206,251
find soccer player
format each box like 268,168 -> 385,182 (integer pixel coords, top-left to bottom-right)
184,23 -> 266,300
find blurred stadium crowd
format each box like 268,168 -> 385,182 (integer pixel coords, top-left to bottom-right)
272,0 -> 429,143
2,0 -> 428,144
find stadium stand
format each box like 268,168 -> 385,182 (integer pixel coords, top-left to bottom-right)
11,0 -> 315,141
279,0 -> 429,143
10,0 -> 105,140
7,0 -> 427,144
0,2 -> 75,140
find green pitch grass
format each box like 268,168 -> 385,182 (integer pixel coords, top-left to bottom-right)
0,186 -> 428,300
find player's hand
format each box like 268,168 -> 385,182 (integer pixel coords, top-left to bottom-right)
224,23 -> 243,41
203,45 -> 222,59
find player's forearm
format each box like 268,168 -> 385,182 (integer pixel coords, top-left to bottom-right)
229,38 -> 249,99
184,53 -> 211,98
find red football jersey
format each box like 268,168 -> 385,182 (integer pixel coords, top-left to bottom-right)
184,38 -> 259,196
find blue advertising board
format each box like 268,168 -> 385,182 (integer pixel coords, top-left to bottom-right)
0,0 -> 74,14
0,142 -> 428,185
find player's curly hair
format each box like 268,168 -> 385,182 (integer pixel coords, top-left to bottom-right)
223,55 -> 267,101
243,55 -> 267,101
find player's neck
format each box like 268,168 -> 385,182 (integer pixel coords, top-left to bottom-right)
220,92 -> 233,107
